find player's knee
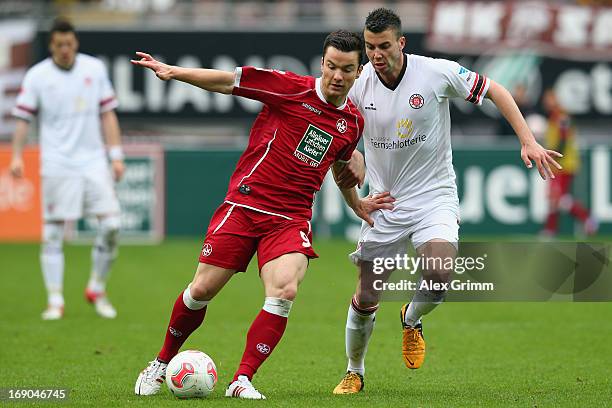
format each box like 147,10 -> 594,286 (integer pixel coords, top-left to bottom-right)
98,215 -> 120,246
264,281 -> 298,300
42,222 -> 64,253
356,289 -> 379,308
182,284 -> 209,310
276,283 -> 298,301
559,194 -> 573,211
423,266 -> 452,285
189,273 -> 224,301
354,293 -> 378,311
189,281 -> 215,301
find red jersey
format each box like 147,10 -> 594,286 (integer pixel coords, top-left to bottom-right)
225,66 -> 364,220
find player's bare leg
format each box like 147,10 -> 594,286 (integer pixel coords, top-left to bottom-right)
226,252 -> 307,399
40,221 -> 65,320
401,239 -> 456,369
135,263 -> 235,396
85,213 -> 121,318
334,262 -> 393,394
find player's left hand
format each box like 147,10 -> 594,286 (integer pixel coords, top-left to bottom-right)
131,52 -> 174,80
355,192 -> 395,227
111,159 -> 125,182
521,141 -> 563,180
335,150 -> 365,189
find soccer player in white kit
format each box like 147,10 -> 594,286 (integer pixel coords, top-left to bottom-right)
9,18 -> 124,320
333,8 -> 562,393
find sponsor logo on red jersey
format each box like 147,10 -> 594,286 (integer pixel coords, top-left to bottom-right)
294,124 -> 333,167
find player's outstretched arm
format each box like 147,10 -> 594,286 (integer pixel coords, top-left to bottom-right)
131,52 -> 235,94
9,118 -> 30,178
486,80 -> 563,180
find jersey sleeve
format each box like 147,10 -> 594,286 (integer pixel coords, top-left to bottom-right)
232,66 -> 308,106
433,59 -> 490,106
337,138 -> 359,163
97,60 -> 118,113
12,69 -> 39,121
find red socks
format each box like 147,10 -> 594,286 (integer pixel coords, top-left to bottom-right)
158,287 -> 208,363
570,203 -> 589,222
233,297 -> 292,381
544,211 -> 560,233
156,289 -> 292,382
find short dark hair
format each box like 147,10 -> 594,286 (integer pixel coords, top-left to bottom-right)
365,8 -> 402,38
49,17 -> 76,42
323,30 -> 364,65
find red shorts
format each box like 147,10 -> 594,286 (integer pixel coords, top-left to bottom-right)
198,202 -> 318,272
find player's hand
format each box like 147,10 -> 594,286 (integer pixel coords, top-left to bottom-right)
354,192 -> 395,227
131,52 -> 174,81
9,156 -> 24,178
521,141 -> 563,180
334,151 -> 366,189
111,159 -> 125,182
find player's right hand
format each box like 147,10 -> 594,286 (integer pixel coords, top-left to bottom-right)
355,192 -> 395,227
111,159 -> 125,182
130,52 -> 174,81
9,157 -> 24,178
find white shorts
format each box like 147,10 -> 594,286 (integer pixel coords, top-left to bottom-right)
350,205 -> 459,264
42,161 -> 120,221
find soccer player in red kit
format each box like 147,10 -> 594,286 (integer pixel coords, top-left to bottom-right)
131,31 -> 394,399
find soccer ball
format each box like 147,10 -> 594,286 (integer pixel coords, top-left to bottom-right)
166,350 -> 218,398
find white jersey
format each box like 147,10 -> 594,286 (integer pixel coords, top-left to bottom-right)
13,53 -> 118,176
349,54 -> 489,213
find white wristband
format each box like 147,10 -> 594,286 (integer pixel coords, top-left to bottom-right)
108,146 -> 124,161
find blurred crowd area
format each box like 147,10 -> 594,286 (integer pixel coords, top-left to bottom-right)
1,0 -> 610,145
0,0 -> 429,30
3,0 -> 608,30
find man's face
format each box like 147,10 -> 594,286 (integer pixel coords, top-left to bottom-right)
49,31 -> 78,69
320,46 -> 362,101
364,28 -> 405,76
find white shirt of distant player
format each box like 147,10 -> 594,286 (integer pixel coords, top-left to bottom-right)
349,54 -> 489,211
13,53 -> 118,176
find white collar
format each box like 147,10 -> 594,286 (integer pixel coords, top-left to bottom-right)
315,77 -> 347,110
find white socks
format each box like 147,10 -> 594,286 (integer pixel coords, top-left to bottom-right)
88,216 -> 120,293
345,301 -> 376,376
403,287 -> 446,327
41,223 -> 65,307
42,251 -> 64,307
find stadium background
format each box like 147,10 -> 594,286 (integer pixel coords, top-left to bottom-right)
2,0 -> 611,241
1,1 -> 611,406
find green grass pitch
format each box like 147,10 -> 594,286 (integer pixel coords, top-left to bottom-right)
1,239 -> 611,407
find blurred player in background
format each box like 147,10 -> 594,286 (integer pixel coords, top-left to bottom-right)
541,88 -> 598,236
131,30 -> 393,399
9,18 -> 124,320
332,8 -> 563,394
